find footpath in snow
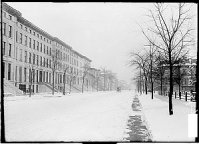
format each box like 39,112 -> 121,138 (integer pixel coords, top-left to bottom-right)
4,91 -> 133,142
138,92 -> 196,142
123,94 -> 152,141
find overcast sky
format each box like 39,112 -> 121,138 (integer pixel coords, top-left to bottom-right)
6,2 -> 197,87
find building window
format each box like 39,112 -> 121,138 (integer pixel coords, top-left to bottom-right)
33,69 -> 35,82
36,70 -> 39,82
29,69 -> 32,82
3,62 -> 5,78
33,31 -> 35,36
2,22 -> 6,36
9,15 -> 12,20
29,38 -> 31,48
37,55 -> 39,66
24,68 -> 27,82
44,45 -> 45,54
20,33 -> 23,44
43,58 -> 45,67
8,63 -> 11,80
25,35 -> 27,46
19,67 -> 22,82
29,29 -> 32,34
3,41 -> 6,55
16,31 -> 18,42
20,49 -> 22,61
40,43 -> 42,52
50,48 -> 51,56
40,56 -> 42,66
49,73 -> 51,83
43,71 -> 45,82
40,35 -> 42,40
37,34 -> 39,38
39,71 -> 42,82
8,25 -> 12,38
46,59 -> 48,68
25,51 -> 27,63
37,41 -> 39,51
8,43 -> 12,57
15,66 -> 18,82
33,40 -> 35,49
33,54 -> 36,65
29,52 -> 32,64
46,72 -> 48,83
60,75 -> 62,83
47,46 -> 49,55
49,59 -> 51,68
20,24 -> 23,29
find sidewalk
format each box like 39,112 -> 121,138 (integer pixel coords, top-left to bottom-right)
138,93 -> 196,142
123,94 -> 152,141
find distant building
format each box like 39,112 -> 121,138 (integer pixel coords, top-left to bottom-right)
155,57 -> 197,93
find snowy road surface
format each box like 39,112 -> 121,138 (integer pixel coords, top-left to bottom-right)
4,91 -> 133,141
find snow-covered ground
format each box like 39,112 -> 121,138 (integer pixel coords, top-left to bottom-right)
139,93 -> 196,142
4,91 -> 133,142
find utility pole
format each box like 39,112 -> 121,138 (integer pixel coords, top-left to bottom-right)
145,44 -> 156,99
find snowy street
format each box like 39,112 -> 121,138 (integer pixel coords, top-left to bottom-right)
4,90 -> 196,142
4,91 -> 133,141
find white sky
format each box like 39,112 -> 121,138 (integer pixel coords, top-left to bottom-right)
6,2 -> 197,86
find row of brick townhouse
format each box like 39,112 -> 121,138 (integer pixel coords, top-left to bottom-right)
2,2 -> 93,94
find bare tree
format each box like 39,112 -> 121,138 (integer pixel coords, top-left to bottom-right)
49,49 -> 59,95
153,51 -> 167,95
67,67 -> 76,94
28,50 -> 37,97
95,72 -> 101,92
28,64 -> 36,97
100,67 -> 111,91
107,71 -> 117,91
129,51 -> 150,95
81,63 -> 91,93
63,66 -> 69,95
89,69 -> 101,92
144,44 -> 157,99
141,3 -> 194,115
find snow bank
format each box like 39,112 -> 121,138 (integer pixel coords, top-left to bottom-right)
4,91 -> 133,141
139,93 -> 196,142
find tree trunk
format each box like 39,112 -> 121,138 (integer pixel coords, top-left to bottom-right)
63,73 -> 66,95
151,59 -> 153,99
82,77 -> 84,93
178,82 -> 181,97
140,67 -> 142,94
97,80 -> 99,92
145,77 -> 148,95
29,70 -> 32,97
52,70 -> 54,95
29,83 -> 31,97
104,75 -> 106,91
169,50 -> 173,115
160,74 -> 163,95
151,82 -> 153,99
69,80 -> 72,94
